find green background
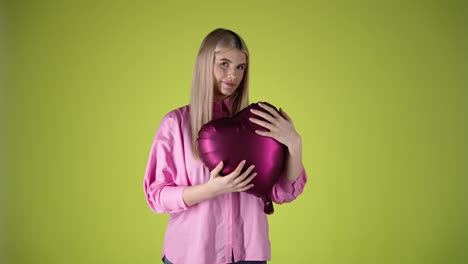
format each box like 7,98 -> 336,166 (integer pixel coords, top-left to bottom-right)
2,0 -> 467,263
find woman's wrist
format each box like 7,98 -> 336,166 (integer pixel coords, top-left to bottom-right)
203,181 -> 224,197
287,133 -> 302,155
183,182 -> 220,207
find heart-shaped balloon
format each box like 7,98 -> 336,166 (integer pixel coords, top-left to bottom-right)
197,102 -> 286,214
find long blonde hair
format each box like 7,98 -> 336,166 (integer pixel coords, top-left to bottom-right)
190,28 -> 250,160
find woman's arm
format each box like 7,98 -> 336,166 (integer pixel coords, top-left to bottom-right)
249,102 -> 305,180
282,135 -> 304,181
249,103 -> 308,203
182,160 -> 256,207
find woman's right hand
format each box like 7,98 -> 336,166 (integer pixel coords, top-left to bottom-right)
206,160 -> 256,196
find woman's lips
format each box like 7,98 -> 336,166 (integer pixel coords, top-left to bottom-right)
223,81 -> 235,87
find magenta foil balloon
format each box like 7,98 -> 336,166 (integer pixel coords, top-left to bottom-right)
197,102 -> 286,214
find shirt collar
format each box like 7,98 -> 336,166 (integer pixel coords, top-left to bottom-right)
213,96 -> 233,118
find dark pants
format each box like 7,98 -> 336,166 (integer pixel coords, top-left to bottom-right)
162,256 -> 172,264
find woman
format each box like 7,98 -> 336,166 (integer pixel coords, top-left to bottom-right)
143,28 -> 307,264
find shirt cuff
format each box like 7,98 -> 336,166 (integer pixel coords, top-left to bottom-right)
160,185 -> 189,213
276,167 -> 307,191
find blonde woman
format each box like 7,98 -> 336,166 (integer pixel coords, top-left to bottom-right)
143,28 -> 307,264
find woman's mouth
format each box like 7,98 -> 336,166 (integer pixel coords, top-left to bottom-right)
223,81 -> 235,87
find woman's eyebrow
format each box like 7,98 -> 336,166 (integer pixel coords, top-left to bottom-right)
219,58 -> 247,66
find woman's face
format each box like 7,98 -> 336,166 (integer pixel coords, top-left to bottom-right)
213,47 -> 247,101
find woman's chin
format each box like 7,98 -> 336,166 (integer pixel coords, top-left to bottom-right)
214,86 -> 238,100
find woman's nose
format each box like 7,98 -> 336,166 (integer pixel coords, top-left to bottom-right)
227,69 -> 235,80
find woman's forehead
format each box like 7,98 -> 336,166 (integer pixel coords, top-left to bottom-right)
214,48 -> 247,62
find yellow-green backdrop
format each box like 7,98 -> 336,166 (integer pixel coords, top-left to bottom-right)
2,0 -> 467,263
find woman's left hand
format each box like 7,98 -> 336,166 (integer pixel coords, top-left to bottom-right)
249,102 -> 302,153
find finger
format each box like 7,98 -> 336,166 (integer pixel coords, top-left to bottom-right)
254,129 -> 273,138
236,183 -> 255,192
249,117 -> 274,131
258,102 -> 281,119
232,165 -> 254,184
210,161 -> 224,178
250,108 -> 276,123
279,108 -> 292,122
227,160 -> 246,179
238,172 -> 257,188
232,164 -> 255,184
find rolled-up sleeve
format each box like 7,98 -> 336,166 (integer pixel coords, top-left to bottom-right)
143,112 -> 189,214
270,167 -> 307,204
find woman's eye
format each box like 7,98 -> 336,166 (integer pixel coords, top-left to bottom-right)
238,65 -> 245,70
221,62 -> 228,67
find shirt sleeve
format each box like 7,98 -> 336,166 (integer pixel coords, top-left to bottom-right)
143,111 -> 189,214
270,166 -> 307,204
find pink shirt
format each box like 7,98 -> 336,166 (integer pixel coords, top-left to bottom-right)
143,96 -> 307,264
